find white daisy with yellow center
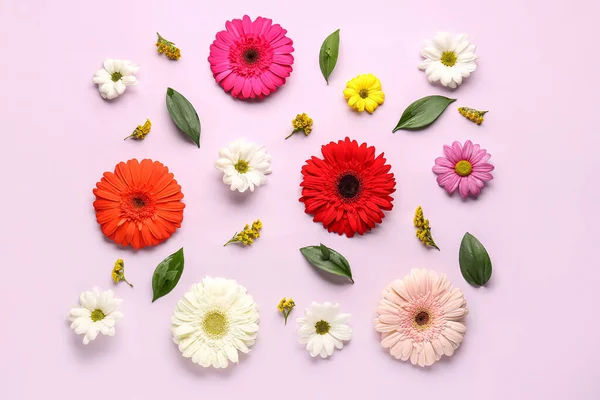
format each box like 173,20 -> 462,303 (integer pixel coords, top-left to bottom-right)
68,288 -> 124,344
171,277 -> 259,368
418,32 -> 478,89
214,138 -> 272,193
297,302 -> 352,358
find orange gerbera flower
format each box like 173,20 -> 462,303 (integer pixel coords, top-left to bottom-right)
93,159 -> 185,249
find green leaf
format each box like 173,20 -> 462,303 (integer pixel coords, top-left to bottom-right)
392,95 -> 456,131
319,243 -> 331,260
166,88 -> 201,147
319,29 -> 340,85
300,244 -> 354,283
459,233 -> 492,286
152,248 -> 185,302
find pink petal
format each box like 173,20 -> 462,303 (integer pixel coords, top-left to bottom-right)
462,140 -> 474,159
209,45 -> 229,58
251,77 -> 263,96
265,24 -> 283,42
270,35 -> 292,49
214,69 -> 232,83
472,163 -> 495,172
433,165 -> 453,174
458,178 -> 470,198
251,16 -> 263,35
264,69 -> 285,86
221,72 -> 237,91
216,31 -> 235,46
269,63 -> 292,78
242,79 -> 252,98
259,72 -> 276,90
470,149 -> 489,164
434,156 -> 455,168
211,62 -> 232,74
231,18 -> 244,37
467,176 -> 481,196
471,171 -> 493,181
258,17 -> 272,36
445,174 -> 461,193
242,15 -> 253,35
231,76 -> 245,97
226,20 -> 241,38
273,54 -> 294,65
273,45 -> 294,54
443,144 -> 461,163
451,141 -> 463,160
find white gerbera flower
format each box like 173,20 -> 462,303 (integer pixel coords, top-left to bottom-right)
297,302 -> 352,358
418,33 -> 478,89
215,138 -> 272,193
68,288 -> 124,344
92,59 -> 139,100
171,277 -> 259,368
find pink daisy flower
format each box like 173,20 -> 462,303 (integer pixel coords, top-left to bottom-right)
208,15 -> 294,100
374,269 -> 468,367
432,140 -> 494,198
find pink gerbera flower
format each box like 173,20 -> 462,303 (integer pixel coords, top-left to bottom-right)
208,15 -> 294,100
374,269 -> 468,367
432,140 -> 494,198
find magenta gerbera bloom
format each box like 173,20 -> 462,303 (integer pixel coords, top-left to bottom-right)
208,15 -> 294,100
432,140 -> 494,198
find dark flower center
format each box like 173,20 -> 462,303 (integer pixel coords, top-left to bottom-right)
359,89 -> 369,99
243,48 -> 260,64
131,196 -> 146,208
415,311 -> 430,326
338,174 -> 360,199
315,320 -> 330,335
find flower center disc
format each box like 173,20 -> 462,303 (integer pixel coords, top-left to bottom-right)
91,309 -> 105,322
415,311 -> 430,326
131,196 -> 146,208
440,51 -> 457,67
455,160 -> 473,177
359,89 -> 369,99
338,174 -> 361,199
111,71 -> 123,82
235,159 -> 249,174
315,320 -> 330,335
243,48 -> 260,64
202,310 -> 228,339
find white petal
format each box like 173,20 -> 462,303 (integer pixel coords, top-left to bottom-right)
92,69 -> 111,84
121,75 -> 138,86
103,59 -> 116,74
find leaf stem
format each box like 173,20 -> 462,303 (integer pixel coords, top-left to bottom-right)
283,310 -> 290,325
285,131 -> 296,140
223,234 -> 238,246
123,279 -> 134,288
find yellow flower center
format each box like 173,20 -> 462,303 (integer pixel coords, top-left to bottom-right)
359,89 -> 369,99
235,159 -> 249,174
412,311 -> 431,330
111,72 -> 123,82
455,160 -> 473,177
315,320 -> 330,335
202,310 -> 228,339
91,309 -> 105,322
440,51 -> 457,67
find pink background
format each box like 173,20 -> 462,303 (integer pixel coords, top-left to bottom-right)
1,0 -> 599,398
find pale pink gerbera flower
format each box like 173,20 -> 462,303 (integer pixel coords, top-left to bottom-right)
374,269 -> 468,367
208,15 -> 294,100
432,140 -> 494,198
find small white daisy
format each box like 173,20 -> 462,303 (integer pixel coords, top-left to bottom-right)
171,277 -> 260,368
92,59 -> 139,100
418,33 -> 478,89
68,288 -> 124,344
215,138 -> 272,193
297,302 -> 352,358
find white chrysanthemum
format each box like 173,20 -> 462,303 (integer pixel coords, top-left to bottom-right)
418,33 -> 478,89
214,138 -> 272,193
68,288 -> 124,345
92,59 -> 139,100
297,302 -> 352,358
171,277 -> 259,368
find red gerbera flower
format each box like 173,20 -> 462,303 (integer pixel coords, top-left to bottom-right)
299,138 -> 396,237
93,159 -> 185,249
208,15 -> 294,100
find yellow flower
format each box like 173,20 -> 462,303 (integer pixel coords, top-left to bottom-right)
124,119 -> 151,140
414,206 -> 439,250
286,113 -> 313,139
112,259 -> 133,287
156,32 -> 181,61
277,297 -> 295,325
343,74 -> 385,114
224,219 -> 262,246
458,107 -> 488,125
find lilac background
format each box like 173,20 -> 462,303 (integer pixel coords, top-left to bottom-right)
1,0 -> 599,398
